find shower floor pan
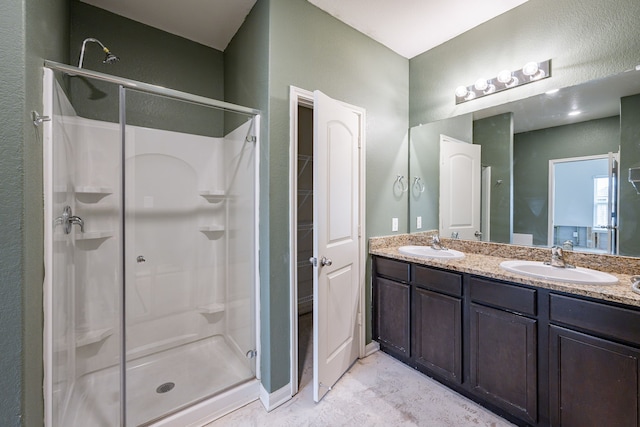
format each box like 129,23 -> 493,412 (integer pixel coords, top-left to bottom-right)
62,335 -> 254,426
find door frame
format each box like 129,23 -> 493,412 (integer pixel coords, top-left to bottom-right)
288,86 -> 366,397
547,153 -> 617,250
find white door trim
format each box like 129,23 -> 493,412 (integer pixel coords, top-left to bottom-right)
547,153 -> 611,248
288,86 -> 366,399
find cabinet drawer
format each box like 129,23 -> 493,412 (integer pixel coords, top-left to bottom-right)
550,294 -> 640,345
470,276 -> 536,316
375,257 -> 410,282
413,265 -> 462,297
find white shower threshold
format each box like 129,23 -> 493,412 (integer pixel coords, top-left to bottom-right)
61,335 -> 256,426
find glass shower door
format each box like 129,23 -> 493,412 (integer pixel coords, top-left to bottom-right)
122,89 -> 257,425
45,68 -> 123,426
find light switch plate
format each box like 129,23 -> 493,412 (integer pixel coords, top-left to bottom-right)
392,217 -> 399,232
417,216 -> 422,229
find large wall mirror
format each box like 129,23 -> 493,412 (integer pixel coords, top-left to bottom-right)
409,66 -> 640,257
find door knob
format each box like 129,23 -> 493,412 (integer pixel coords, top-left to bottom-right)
320,256 -> 332,266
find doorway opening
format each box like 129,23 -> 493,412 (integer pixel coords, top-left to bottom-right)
296,103 -> 315,393
548,152 -> 619,254
288,86 -> 366,403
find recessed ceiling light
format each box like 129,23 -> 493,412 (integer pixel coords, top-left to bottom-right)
545,89 -> 559,95
568,111 -> 581,116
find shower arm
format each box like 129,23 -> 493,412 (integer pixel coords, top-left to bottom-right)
78,38 -> 113,68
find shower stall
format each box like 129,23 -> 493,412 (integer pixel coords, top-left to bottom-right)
42,62 -> 260,426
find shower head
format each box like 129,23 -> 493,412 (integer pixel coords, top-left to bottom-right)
78,37 -> 119,69
103,50 -> 119,65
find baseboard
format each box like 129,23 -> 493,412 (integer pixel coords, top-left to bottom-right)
259,383 -> 292,412
365,341 -> 380,357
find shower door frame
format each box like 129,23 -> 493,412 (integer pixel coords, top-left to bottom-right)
43,60 -> 262,427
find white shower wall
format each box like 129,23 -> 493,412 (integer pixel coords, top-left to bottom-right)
50,109 -> 255,377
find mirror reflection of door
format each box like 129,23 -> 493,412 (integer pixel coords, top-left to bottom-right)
548,152 -> 619,254
439,135 -> 481,240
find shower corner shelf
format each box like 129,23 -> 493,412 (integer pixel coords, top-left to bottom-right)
199,226 -> 225,239
76,230 -> 114,241
75,186 -> 114,203
75,186 -> 114,195
198,190 -> 226,203
76,327 -> 113,347
197,303 -> 226,314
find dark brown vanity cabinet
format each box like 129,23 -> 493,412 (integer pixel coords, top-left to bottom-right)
372,255 -> 640,427
373,258 -> 411,362
548,294 -> 640,427
412,266 -> 462,384
469,277 -> 538,425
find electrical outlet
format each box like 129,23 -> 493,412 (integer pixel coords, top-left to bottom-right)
572,231 -> 578,238
392,217 -> 399,232
417,216 -> 422,229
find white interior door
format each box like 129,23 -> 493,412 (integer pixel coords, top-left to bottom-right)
312,90 -> 362,402
439,135 -> 481,240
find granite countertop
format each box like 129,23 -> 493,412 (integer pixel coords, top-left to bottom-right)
370,232 -> 640,308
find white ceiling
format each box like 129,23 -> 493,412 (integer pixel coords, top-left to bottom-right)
80,0 -> 528,58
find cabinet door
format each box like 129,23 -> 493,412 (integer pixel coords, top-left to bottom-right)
549,325 -> 640,427
375,277 -> 410,360
470,303 -> 538,424
412,287 -> 462,383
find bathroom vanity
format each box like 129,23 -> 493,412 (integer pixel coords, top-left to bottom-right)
371,235 -> 640,427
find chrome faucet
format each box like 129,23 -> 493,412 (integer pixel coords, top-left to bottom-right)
549,246 -> 566,267
431,234 -> 447,251
547,245 -> 574,268
562,240 -> 574,251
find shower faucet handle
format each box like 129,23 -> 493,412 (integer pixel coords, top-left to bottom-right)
54,205 -> 84,234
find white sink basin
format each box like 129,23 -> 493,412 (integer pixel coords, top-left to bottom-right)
500,260 -> 618,285
398,245 -> 465,260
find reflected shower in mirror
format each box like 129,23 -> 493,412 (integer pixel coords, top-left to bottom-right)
409,66 -> 640,257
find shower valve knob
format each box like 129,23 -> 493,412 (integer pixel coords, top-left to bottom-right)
137,256 -> 146,263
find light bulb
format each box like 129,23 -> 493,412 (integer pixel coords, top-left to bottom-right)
497,69 -> 519,87
455,86 -> 469,98
474,78 -> 489,91
523,62 -> 545,80
522,62 -> 539,76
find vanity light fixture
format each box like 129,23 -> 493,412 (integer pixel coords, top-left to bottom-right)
568,110 -> 581,116
455,59 -> 551,104
545,88 -> 560,95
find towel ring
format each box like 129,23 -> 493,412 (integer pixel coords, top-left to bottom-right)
394,175 -> 408,193
413,176 -> 425,193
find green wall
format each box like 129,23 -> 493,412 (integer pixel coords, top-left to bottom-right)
410,0 -> 640,127
262,0 -> 409,392
474,113 -> 513,243
619,94 -> 640,256
409,115 -> 473,232
0,0 -> 69,424
69,1 -> 225,136
513,116 -> 620,245
223,0 -> 273,391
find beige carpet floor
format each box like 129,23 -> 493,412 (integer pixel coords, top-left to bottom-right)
207,314 -> 514,426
